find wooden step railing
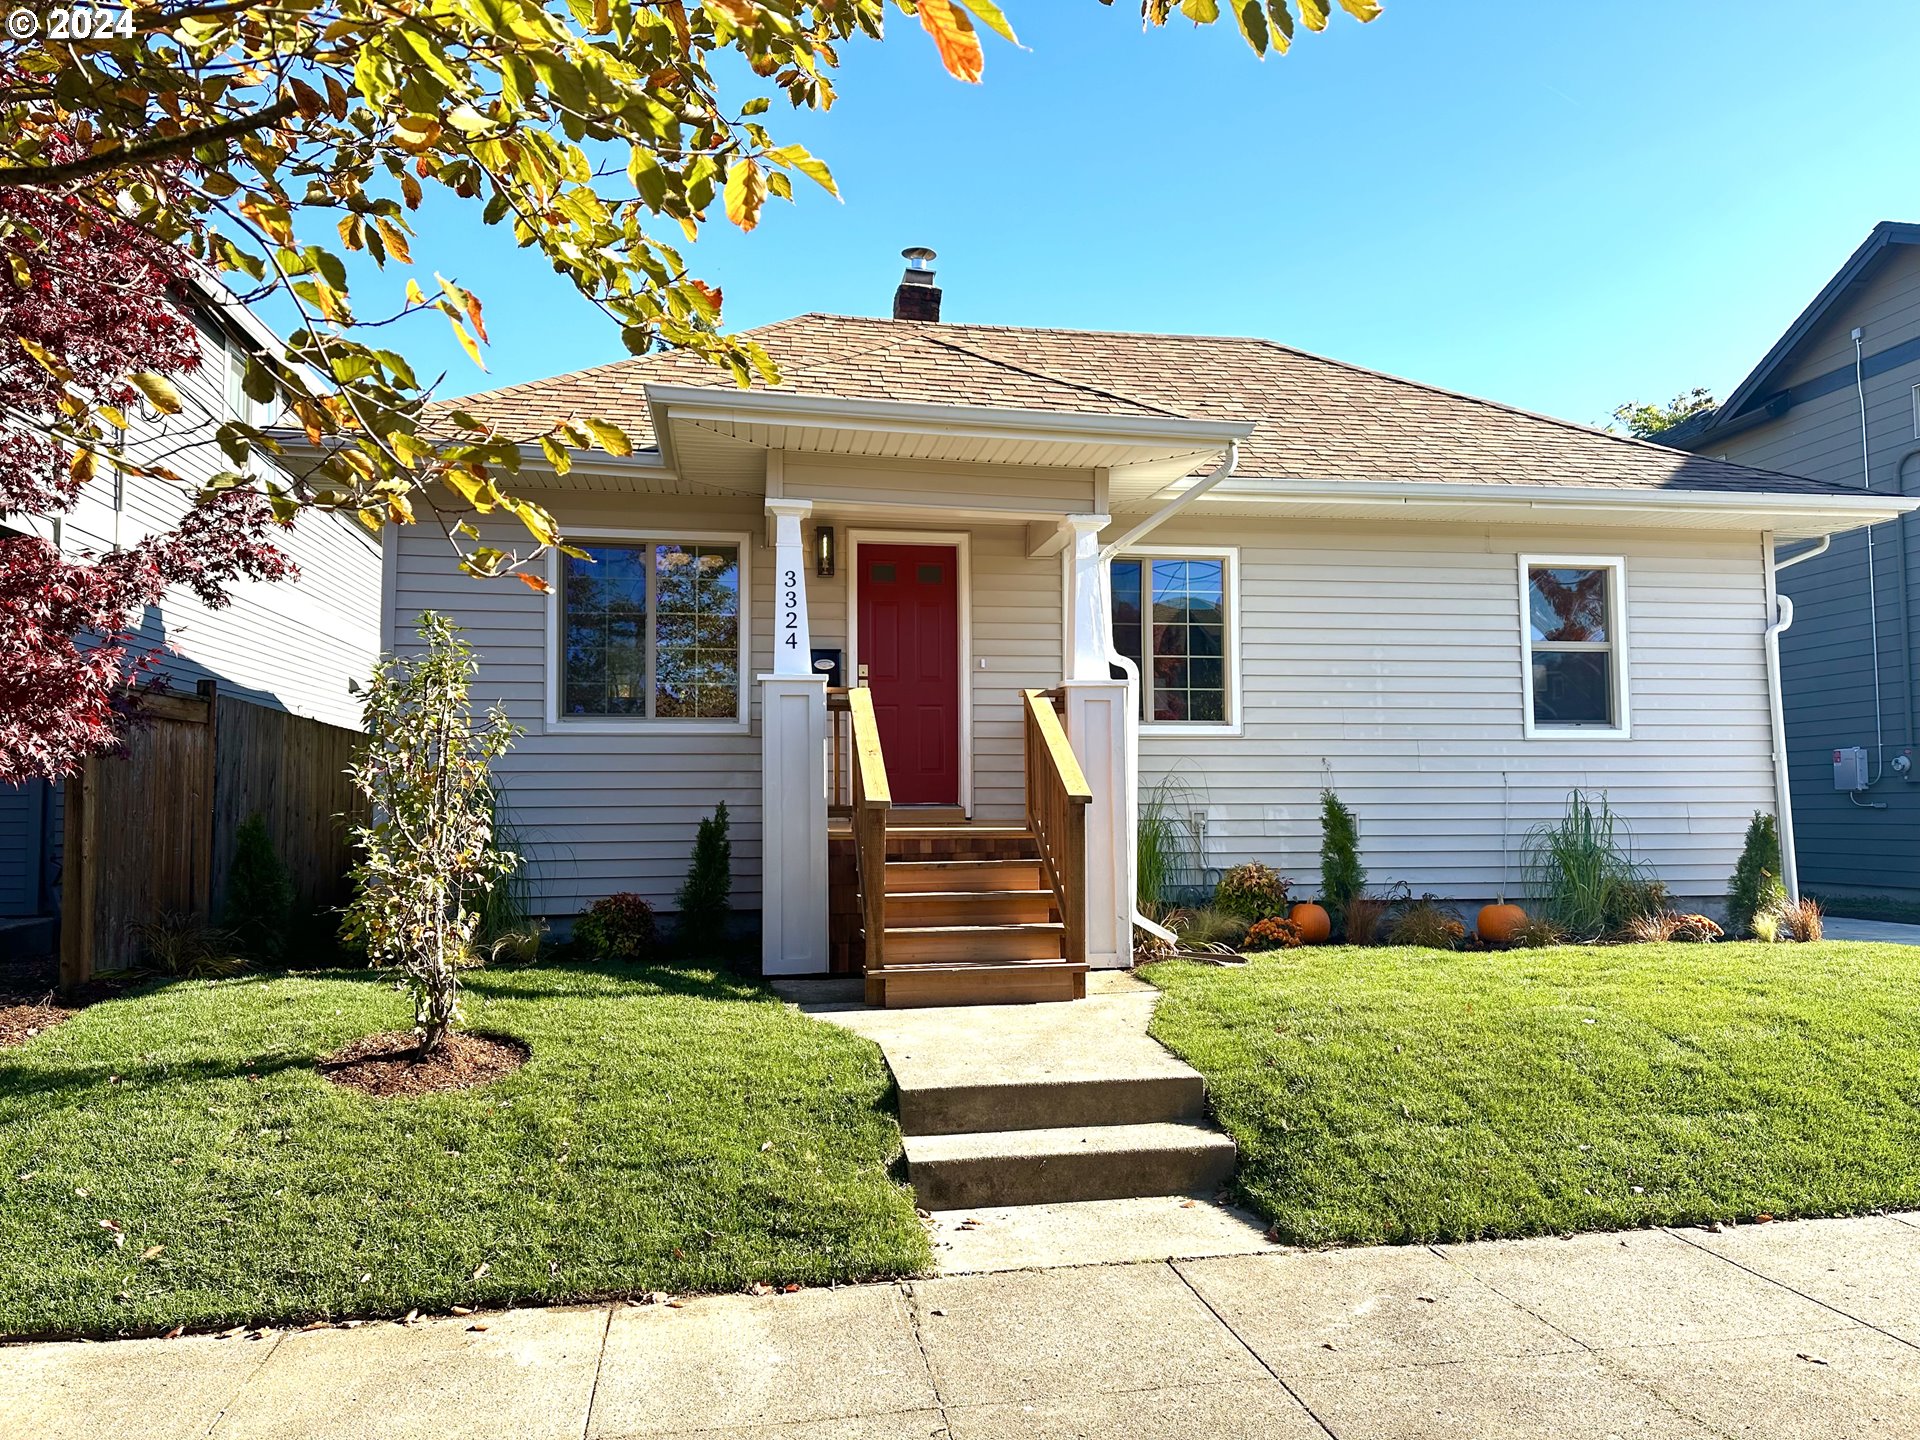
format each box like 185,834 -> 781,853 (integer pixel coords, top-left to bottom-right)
1022,688 -> 1091,968
846,685 -> 891,972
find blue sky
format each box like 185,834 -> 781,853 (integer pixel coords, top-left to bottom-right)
346,1 -> 1920,428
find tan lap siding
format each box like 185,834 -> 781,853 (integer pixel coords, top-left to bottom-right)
1135,520 -> 1773,902
390,493 -> 771,917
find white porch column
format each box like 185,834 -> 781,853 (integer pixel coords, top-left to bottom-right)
760,500 -> 827,975
1060,516 -> 1135,969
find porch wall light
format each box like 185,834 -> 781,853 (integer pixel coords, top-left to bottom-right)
814,524 -> 836,578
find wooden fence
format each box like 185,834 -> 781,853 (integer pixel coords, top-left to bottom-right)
60,681 -> 366,987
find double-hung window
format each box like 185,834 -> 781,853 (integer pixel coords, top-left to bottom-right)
1109,551 -> 1237,728
556,537 -> 747,727
1521,555 -> 1628,736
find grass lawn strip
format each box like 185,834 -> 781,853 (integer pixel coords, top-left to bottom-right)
1145,941 -> 1920,1247
0,963 -> 929,1339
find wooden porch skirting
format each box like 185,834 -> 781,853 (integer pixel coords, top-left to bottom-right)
827,826 -> 1040,975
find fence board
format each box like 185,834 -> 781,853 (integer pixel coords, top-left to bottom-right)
60,687 -> 365,988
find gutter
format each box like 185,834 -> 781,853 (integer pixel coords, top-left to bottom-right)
1764,533 -> 1832,902
1093,443 -> 1241,947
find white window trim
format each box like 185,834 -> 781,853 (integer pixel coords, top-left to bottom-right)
1518,553 -> 1631,741
1112,545 -> 1242,737
844,529 -> 974,816
545,526 -> 752,734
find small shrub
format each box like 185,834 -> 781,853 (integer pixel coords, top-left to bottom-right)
1319,790 -> 1365,930
1780,896 -> 1823,943
575,892 -> 657,960
676,803 -> 732,955
1522,790 -> 1652,939
1671,913 -> 1724,943
1752,910 -> 1782,944
1613,878 -> 1670,928
222,812 -> 293,963
1507,916 -> 1567,949
1168,907 -> 1250,948
133,912 -> 247,979
1342,894 -> 1390,945
1727,811 -> 1787,938
1215,861 -> 1291,920
1242,916 -> 1303,951
1387,899 -> 1466,950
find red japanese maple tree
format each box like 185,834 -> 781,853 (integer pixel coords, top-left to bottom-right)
0,175 -> 293,784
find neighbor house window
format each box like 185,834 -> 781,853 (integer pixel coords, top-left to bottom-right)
560,540 -> 744,722
1109,552 -> 1236,726
1521,556 -> 1628,736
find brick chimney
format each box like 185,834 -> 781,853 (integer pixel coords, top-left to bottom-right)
892,246 -> 941,322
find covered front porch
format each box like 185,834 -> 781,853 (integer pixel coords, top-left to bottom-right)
638,382 -> 1251,1002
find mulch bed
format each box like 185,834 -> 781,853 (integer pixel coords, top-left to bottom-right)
0,997 -> 73,1049
318,1031 -> 528,1097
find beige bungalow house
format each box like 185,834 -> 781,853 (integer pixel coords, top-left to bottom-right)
390,254 -> 1910,1004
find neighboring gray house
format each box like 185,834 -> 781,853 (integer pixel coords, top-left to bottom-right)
1667,222 -> 1920,902
0,285 -> 383,941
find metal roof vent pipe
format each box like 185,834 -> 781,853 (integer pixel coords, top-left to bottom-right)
892,246 -> 942,321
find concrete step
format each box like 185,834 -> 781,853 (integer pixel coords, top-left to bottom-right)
885,890 -> 1058,929
904,1121 -> 1238,1209
881,922 -> 1065,964
868,960 -> 1085,1009
885,859 -> 1046,893
898,1071 -> 1208,1136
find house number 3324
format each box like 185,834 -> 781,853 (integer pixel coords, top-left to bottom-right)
781,570 -> 800,649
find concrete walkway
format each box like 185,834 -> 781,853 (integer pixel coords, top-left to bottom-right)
1824,916 -> 1920,944
10,1213 -> 1920,1438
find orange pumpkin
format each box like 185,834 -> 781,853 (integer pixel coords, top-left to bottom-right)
1477,902 -> 1529,947
1288,902 -> 1332,945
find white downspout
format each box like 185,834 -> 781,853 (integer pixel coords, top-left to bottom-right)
1766,532 -> 1831,902
1096,442 -> 1241,946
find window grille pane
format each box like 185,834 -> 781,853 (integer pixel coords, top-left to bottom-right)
1108,560 -> 1143,687
1532,651 -> 1612,727
1146,557 -> 1226,723
654,543 -> 740,719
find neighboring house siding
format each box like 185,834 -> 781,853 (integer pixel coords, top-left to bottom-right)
0,781 -> 45,918
1706,244 -> 1920,898
1136,519 -> 1775,903
388,491 -> 1066,918
52,319 -> 383,730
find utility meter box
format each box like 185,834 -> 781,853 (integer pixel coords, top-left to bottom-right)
1834,746 -> 1870,792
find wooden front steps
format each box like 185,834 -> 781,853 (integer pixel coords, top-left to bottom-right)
863,827 -> 1087,1008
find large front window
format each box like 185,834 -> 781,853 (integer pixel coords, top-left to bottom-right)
1523,557 -> 1627,734
561,540 -> 743,721
1110,554 -> 1232,725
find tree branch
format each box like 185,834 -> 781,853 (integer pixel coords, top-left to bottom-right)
0,96 -> 300,188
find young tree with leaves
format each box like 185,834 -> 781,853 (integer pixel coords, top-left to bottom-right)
344,612 -> 519,1053
0,0 -> 1380,595
1610,388 -> 1715,439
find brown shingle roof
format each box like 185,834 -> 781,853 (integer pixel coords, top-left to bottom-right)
443,313 -> 1851,497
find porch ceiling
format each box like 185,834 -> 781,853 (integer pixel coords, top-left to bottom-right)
644,385 -> 1249,499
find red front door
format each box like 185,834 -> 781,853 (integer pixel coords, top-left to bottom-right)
858,543 -> 961,806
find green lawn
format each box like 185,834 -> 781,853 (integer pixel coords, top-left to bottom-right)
0,964 -> 929,1339
1145,942 -> 1920,1247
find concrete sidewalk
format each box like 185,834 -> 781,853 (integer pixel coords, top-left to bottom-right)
10,1212 -> 1920,1439
1823,916 -> 1920,944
